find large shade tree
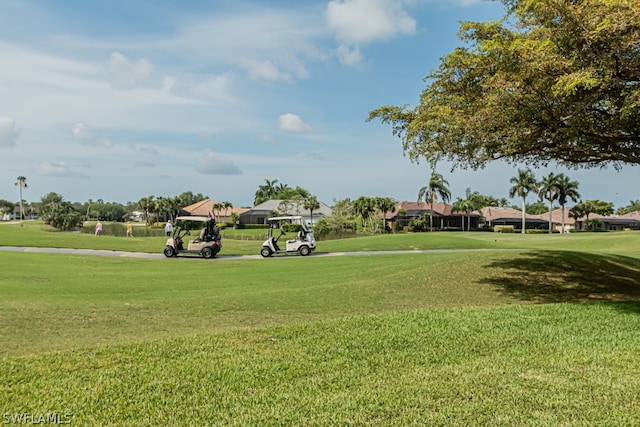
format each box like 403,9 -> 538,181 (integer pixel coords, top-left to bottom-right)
368,0 -> 640,170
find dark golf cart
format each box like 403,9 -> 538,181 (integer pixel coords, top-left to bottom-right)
163,216 -> 221,259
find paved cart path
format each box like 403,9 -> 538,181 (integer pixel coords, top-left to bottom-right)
0,246 -> 507,260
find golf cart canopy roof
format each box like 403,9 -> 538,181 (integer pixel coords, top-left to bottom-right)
176,215 -> 213,222
267,216 -> 304,222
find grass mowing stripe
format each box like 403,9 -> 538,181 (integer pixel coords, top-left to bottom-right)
3,249 -> 640,357
2,302 -> 640,425
0,251 -> 526,357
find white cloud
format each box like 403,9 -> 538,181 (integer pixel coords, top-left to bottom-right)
71,122 -> 111,148
107,52 -> 154,90
0,116 -> 19,147
336,44 -> 364,66
239,58 -> 310,83
241,59 -> 283,82
195,149 -> 242,175
326,0 -> 416,45
36,161 -> 87,177
278,113 -> 312,133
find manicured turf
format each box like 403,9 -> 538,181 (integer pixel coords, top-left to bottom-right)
3,303 -> 640,425
2,222 -> 640,425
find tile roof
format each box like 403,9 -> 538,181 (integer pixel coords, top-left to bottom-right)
181,199 -> 248,217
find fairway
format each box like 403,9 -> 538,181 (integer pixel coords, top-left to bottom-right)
2,227 -> 640,424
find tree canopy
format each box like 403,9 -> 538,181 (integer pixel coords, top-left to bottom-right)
368,0 -> 640,170
254,178 -> 311,205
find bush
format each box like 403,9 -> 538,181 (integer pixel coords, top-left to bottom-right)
235,224 -> 269,230
409,214 -> 430,232
313,218 -> 358,240
526,229 -> 549,234
494,225 -> 515,233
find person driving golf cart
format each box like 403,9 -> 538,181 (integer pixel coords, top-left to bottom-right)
193,219 -> 221,245
163,216 -> 222,259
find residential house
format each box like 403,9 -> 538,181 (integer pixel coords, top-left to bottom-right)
481,207 -> 577,232
180,199 -> 249,223
240,199 -> 332,225
574,210 -> 640,231
388,201 -> 481,229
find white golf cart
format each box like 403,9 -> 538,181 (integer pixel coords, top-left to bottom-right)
260,216 -> 316,257
164,216 -> 222,259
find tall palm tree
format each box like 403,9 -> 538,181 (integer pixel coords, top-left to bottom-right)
222,201 -> 233,221
417,172 -> 451,231
14,176 -> 27,224
452,188 -> 481,232
375,197 -> 396,232
508,169 -> 538,234
303,196 -> 320,226
452,197 -> 473,232
212,202 -> 224,222
538,172 -> 560,234
137,196 -> 154,225
555,174 -> 580,234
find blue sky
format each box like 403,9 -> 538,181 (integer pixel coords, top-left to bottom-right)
1,0 -> 638,209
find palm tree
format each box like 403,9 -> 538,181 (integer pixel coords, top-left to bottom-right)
452,197 -> 473,232
353,196 -> 377,231
375,197 -> 396,232
538,173 -> 560,234
222,201 -> 233,222
212,202 -> 224,222
137,196 -> 154,225
14,176 -> 27,224
417,172 -> 451,231
508,169 -> 538,234
452,188 -> 480,232
254,179 -> 279,205
303,196 -> 320,226
555,174 -> 580,234
229,212 -> 240,229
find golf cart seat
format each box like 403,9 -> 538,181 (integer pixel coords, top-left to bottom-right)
192,228 -> 207,243
287,231 -> 305,244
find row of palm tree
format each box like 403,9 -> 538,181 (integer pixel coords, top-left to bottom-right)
511,169 -> 580,234
418,169 -> 581,233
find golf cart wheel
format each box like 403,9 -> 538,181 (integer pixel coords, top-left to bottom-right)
260,247 -> 272,258
299,245 -> 311,256
164,246 -> 175,257
202,247 -> 214,259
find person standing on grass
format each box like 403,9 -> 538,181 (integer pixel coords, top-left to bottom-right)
126,221 -> 133,237
95,220 -> 103,236
165,220 -> 173,236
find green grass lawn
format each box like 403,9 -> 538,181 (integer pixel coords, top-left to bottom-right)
2,220 -> 640,257
2,223 -> 640,425
3,303 -> 640,425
